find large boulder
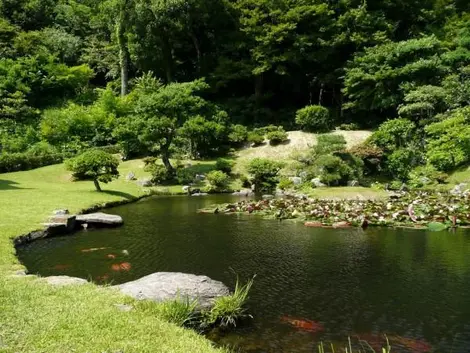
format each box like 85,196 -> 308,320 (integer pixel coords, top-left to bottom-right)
116,272 -> 230,309
76,212 -> 123,226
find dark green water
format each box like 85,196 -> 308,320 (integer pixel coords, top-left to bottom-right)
17,195 -> 470,353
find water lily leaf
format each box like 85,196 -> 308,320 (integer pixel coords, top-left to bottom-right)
427,222 -> 448,232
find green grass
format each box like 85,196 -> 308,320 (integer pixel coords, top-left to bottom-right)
0,160 -> 224,353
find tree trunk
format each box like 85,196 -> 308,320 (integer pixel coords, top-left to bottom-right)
189,32 -> 201,73
318,82 -> 324,106
117,2 -> 129,96
161,151 -> 174,174
93,179 -> 102,192
162,33 -> 173,83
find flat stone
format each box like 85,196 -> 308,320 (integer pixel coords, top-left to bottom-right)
304,221 -> 323,228
76,212 -> 123,226
44,276 -> 88,286
116,272 -> 230,310
53,209 -> 69,215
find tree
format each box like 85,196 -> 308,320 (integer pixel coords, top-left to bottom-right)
66,149 -> 120,191
247,158 -> 283,193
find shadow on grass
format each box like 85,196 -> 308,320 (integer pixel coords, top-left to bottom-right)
0,179 -> 32,190
102,189 -> 137,200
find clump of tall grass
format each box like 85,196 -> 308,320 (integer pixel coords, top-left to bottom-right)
318,336 -> 391,353
157,295 -> 198,327
203,275 -> 255,328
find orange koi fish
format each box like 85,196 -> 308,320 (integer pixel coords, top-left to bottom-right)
111,262 -> 132,271
81,247 -> 108,253
51,264 -> 71,270
281,316 -> 324,333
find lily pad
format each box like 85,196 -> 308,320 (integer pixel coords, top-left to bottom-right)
427,222 -> 448,232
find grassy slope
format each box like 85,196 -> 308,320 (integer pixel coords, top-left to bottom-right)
0,161 -> 224,353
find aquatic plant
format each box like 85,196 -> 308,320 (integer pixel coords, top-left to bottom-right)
203,276 -> 255,328
317,336 -> 391,353
199,191 -> 470,229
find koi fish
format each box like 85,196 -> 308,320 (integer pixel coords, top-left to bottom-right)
390,335 -> 432,353
106,254 -> 116,259
95,274 -> 109,281
111,262 -> 132,271
51,264 -> 71,270
280,316 -> 324,333
81,247 -> 108,253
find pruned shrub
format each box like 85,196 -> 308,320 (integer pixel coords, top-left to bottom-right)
145,163 -> 171,184
349,143 -> 384,175
65,149 -> 119,191
267,129 -> 288,146
175,167 -> 196,185
0,151 -> 63,173
228,124 -> 248,145
206,170 -> 230,190
247,158 -> 284,193
247,131 -> 265,146
312,154 -> 362,186
408,165 -> 448,188
339,123 -> 360,131
295,105 -> 331,132
215,158 -> 234,174
277,177 -> 294,190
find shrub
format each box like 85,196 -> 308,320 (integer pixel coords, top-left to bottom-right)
339,123 -> 360,131
27,142 -> 59,157
145,163 -> 171,184
247,158 -> 284,193
206,170 -> 230,190
228,124 -> 248,145
425,107 -> 470,171
278,177 -> 294,190
385,148 -> 415,181
295,105 -> 331,132
203,276 -> 254,328
349,143 -> 384,175
247,131 -> 265,146
65,149 -> 119,191
408,165 -> 448,188
312,154 -> 356,186
312,134 -> 347,156
0,151 -> 63,173
370,118 -> 416,152
267,129 -> 288,146
215,158 -> 234,174
175,167 -> 196,184
239,174 -> 252,188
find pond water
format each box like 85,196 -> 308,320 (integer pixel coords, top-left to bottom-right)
17,195 -> 470,353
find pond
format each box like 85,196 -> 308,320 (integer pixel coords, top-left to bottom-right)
17,195 -> 470,353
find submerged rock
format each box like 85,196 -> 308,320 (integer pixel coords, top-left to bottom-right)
76,212 -> 123,226
116,272 -> 230,309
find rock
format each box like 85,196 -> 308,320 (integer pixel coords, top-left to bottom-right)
126,172 -> 136,181
44,276 -> 88,286
76,212 -> 123,226
333,221 -> 352,228
182,185 -> 191,193
191,193 -> 209,197
304,221 -> 323,227
136,178 -> 153,187
185,163 -> 192,168
451,183 -> 468,195
399,183 -> 408,192
232,189 -> 254,197
311,178 -> 326,187
289,177 -> 302,185
299,171 -> 308,179
195,174 -> 206,181
116,272 -> 230,309
44,215 -> 77,234
262,194 -> 274,200
53,209 -> 69,215
291,209 -> 302,218
275,189 -> 285,197
347,180 -> 359,187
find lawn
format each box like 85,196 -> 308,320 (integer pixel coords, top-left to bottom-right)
0,161 -> 224,353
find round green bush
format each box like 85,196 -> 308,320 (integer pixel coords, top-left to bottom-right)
215,158 -> 234,174
295,105 -> 331,132
247,131 -> 265,146
207,170 -> 230,189
277,177 -> 294,190
247,158 -> 284,192
228,124 -> 248,145
145,163 -> 171,184
175,167 -> 196,184
267,130 -> 288,146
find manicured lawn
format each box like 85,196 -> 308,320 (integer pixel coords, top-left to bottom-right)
0,161 -> 224,353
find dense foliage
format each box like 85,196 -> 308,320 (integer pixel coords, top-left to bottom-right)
1,0 -> 470,182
